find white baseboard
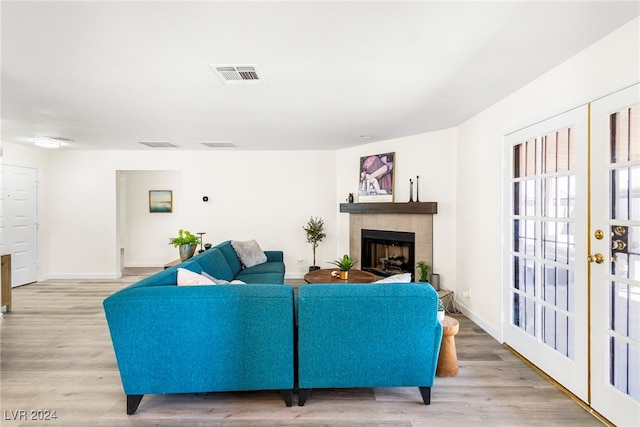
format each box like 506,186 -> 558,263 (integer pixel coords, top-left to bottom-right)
455,299 -> 502,342
285,272 -> 305,280
123,262 -> 166,268
40,273 -> 122,281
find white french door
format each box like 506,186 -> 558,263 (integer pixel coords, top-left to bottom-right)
503,85 -> 640,427
0,164 -> 39,286
503,106 -> 590,402
590,85 -> 639,427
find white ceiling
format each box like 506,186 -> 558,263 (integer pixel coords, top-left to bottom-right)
2,1 -> 638,151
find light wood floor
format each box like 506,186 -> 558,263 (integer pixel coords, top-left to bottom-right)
1,271 -> 605,426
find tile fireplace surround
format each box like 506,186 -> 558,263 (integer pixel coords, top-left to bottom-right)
341,203 -> 437,276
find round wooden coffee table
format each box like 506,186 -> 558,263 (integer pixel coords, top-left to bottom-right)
304,268 -> 377,284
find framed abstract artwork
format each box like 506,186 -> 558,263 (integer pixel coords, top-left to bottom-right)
149,190 -> 173,213
359,152 -> 394,202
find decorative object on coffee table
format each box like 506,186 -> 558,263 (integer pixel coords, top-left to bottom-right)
328,254 -> 357,280
168,229 -> 200,261
303,216 -> 326,271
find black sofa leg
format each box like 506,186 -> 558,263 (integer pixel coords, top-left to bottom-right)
419,387 -> 431,405
281,389 -> 293,407
298,388 -> 311,406
127,394 -> 144,415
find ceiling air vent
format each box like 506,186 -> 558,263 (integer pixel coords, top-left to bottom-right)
201,141 -> 237,148
210,64 -> 264,86
138,141 -> 179,148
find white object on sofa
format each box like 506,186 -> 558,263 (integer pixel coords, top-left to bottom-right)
177,268 -> 215,286
373,272 -> 412,283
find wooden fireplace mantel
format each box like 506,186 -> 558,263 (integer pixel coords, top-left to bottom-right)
339,202 -> 437,215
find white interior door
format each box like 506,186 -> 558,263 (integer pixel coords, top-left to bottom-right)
503,106 -> 589,402
0,165 -> 39,286
589,84 -> 639,427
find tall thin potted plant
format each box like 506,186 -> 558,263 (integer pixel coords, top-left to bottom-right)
303,216 -> 326,271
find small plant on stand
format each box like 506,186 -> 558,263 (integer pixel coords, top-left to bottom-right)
416,261 -> 431,282
437,298 -> 445,322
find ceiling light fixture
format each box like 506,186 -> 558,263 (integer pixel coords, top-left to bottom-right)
33,137 -> 62,148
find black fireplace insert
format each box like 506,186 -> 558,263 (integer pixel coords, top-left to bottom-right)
361,229 -> 415,279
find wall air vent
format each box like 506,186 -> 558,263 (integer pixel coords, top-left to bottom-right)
137,141 -> 179,148
201,141 -> 237,148
210,64 -> 264,86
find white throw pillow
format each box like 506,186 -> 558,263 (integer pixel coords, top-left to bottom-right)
177,268 -> 215,286
374,272 -> 412,283
231,239 -> 267,268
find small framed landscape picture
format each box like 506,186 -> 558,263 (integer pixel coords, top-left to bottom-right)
149,190 -> 173,213
359,152 -> 394,202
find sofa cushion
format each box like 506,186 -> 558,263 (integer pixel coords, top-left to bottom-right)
192,248 -> 235,282
232,239 -> 267,268
177,268 -> 214,286
214,241 -> 243,276
127,268 -> 178,288
234,271 -> 284,284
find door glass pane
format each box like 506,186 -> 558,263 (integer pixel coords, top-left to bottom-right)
611,105 -> 640,163
608,104 -> 640,402
511,128 -> 576,358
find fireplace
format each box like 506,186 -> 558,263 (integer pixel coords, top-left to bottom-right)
361,229 -> 415,279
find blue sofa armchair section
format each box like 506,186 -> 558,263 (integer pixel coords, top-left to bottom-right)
296,283 -> 443,406
103,241 -> 292,414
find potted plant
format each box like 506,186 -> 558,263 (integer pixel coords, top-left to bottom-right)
169,229 -> 200,261
437,298 -> 445,322
416,261 -> 431,282
328,254 -> 357,280
303,216 -> 326,271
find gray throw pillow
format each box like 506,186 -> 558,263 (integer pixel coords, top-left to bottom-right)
231,239 -> 268,268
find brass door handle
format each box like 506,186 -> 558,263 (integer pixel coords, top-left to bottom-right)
588,253 -> 605,264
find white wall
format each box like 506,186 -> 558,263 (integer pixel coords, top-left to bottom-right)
336,128 -> 458,292
456,17 -> 639,338
6,149 -> 338,279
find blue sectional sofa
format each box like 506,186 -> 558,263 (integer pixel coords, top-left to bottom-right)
296,282 -> 443,406
104,242 -> 444,413
103,241 -> 292,415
